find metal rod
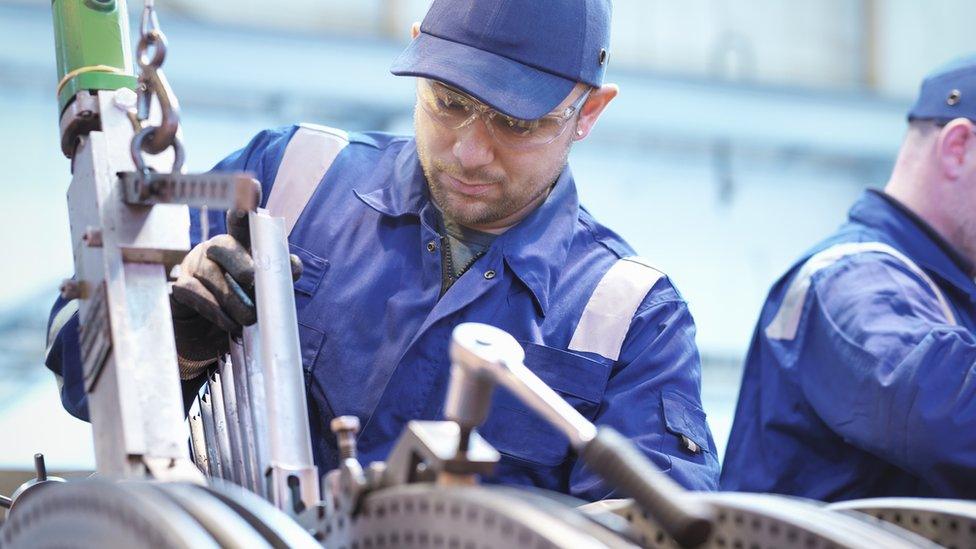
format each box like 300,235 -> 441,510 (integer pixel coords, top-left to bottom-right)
208,371 -> 235,483
199,389 -> 222,480
188,398 -> 210,476
249,209 -> 319,513
241,326 -> 270,498
229,338 -> 261,493
218,355 -> 248,486
33,454 -> 48,482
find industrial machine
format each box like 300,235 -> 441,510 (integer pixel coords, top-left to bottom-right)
1,2 -> 974,547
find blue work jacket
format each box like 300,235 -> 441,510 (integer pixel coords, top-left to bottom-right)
47,126 -> 719,499
721,189 -> 976,500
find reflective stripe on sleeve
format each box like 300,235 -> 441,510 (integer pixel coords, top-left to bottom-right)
765,241 -> 957,341
265,123 -> 349,236
45,298 -> 79,361
568,257 -> 665,361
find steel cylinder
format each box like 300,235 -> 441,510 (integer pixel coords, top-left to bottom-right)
51,0 -> 137,113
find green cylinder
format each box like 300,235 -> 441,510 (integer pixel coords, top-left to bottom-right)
52,0 -> 137,113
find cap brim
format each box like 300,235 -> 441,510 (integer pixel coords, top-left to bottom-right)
390,32 -> 577,120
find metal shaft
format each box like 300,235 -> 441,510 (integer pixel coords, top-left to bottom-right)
249,209 -> 319,513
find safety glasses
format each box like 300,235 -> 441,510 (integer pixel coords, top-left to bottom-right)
418,78 -> 591,149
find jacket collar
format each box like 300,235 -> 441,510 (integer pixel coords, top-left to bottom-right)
849,189 -> 975,293
354,139 -> 579,316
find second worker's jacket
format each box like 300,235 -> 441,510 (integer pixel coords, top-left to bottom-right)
721,189 -> 976,501
46,124 -> 720,499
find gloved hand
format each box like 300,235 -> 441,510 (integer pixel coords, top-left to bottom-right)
170,209 -> 302,379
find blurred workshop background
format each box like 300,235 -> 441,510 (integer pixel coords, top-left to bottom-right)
0,0 -> 973,483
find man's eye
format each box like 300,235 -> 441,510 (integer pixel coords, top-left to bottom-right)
437,93 -> 469,112
501,117 -> 539,136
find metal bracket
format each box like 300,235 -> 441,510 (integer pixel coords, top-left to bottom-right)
119,171 -> 261,211
380,421 -> 500,489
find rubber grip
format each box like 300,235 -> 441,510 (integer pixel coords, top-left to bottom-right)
580,427 -> 714,547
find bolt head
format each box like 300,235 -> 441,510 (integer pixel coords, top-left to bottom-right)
330,415 -> 361,434
113,87 -> 138,110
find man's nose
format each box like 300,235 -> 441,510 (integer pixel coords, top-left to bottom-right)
452,118 -> 495,170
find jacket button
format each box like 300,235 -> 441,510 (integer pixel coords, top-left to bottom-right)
484,270 -> 496,280
426,241 -> 436,252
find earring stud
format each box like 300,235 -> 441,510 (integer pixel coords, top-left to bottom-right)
576,129 -> 584,136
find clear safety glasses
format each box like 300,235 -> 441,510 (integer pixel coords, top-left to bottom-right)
417,78 -> 591,149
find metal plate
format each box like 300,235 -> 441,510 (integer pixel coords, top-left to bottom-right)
582,493 -> 940,549
306,483 -> 637,548
828,498 -> 976,548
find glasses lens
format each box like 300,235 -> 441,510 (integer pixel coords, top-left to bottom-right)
421,81 -> 474,129
491,114 -> 565,147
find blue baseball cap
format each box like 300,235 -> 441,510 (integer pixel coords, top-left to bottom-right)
908,54 -> 976,123
390,0 -> 612,120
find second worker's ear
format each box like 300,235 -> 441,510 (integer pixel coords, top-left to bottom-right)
410,21 -> 421,40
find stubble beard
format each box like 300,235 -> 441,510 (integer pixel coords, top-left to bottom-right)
415,131 -> 571,228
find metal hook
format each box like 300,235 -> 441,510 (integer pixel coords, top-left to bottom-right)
131,127 -> 185,177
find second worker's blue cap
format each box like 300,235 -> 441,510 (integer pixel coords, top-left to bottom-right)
390,0 -> 612,120
908,54 -> 976,123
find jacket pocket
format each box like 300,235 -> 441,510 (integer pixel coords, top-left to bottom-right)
660,390 -> 711,458
479,342 -> 612,467
289,243 -> 329,314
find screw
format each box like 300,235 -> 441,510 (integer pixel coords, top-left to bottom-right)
330,416 -> 361,461
82,227 -> 103,247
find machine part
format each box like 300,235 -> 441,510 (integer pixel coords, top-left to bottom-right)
144,483 -> 272,548
4,454 -> 67,513
200,481 -> 321,548
304,483 -> 638,548
229,338 -> 263,493
51,0 -> 137,119
79,280 -> 111,392
331,416 -> 361,461
208,371 -> 237,484
0,480 -> 218,548
239,328 -> 272,498
119,171 -> 262,211
58,90 -> 101,158
0,478 -> 319,549
188,399 -> 211,476
582,494 -> 940,549
249,209 -> 319,514
133,0 -> 180,156
65,88 -> 196,480
219,356 -> 252,488
381,421 -> 500,489
448,323 -> 714,547
199,391 -> 223,480
828,498 -> 976,547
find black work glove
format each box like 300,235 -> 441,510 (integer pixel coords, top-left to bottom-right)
170,210 -> 302,379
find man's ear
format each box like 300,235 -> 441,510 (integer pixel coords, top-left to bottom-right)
573,84 -> 619,141
937,118 -> 976,180
410,21 -> 421,40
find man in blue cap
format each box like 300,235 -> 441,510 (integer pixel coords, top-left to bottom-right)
721,55 -> 976,500
46,0 -> 719,498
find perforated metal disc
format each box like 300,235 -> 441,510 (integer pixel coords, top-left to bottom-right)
311,484 -> 638,548
0,479 -> 219,549
828,498 -> 976,548
582,493 -> 940,549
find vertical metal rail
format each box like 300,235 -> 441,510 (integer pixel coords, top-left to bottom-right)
208,372 -> 235,483
199,390 -> 223,480
249,209 -> 319,514
217,358 -> 249,486
228,341 -> 261,492
188,399 -> 210,476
